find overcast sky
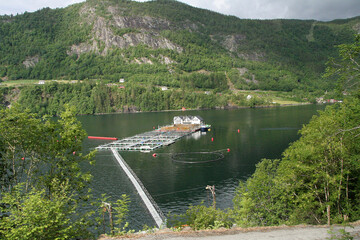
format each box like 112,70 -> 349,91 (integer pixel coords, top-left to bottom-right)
0,0 -> 359,21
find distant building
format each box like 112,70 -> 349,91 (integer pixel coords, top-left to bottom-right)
160,86 -> 168,91
316,97 -> 325,104
38,80 -> 45,85
119,78 -> 125,83
173,116 -> 204,125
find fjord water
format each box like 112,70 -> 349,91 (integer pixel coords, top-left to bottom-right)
79,104 -> 325,229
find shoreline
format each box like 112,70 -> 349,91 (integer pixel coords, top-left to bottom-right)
92,102 -> 314,116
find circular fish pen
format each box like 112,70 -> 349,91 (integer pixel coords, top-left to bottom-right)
171,151 -> 224,164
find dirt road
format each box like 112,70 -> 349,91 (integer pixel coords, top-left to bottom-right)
100,223 -> 360,240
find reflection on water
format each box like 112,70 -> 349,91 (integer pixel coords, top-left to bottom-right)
79,105 -> 326,230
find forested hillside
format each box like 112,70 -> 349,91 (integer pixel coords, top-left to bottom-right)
0,0 -> 359,114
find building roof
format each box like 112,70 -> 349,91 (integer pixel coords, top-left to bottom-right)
174,115 -> 204,121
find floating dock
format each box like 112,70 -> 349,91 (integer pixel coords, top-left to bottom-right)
96,125 -> 199,152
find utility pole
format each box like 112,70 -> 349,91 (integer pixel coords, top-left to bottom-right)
206,185 -> 216,209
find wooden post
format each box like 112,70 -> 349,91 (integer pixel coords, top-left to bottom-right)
109,204 -> 114,235
102,206 -> 106,234
206,185 -> 216,209
103,202 -> 114,235
327,205 -> 331,226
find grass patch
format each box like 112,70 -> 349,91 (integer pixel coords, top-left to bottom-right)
0,80 -> 83,87
1,79 -> 40,87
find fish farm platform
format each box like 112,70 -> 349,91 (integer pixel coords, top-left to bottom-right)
96,125 -> 199,152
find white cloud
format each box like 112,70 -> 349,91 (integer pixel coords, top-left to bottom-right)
178,0 -> 360,20
212,0 -> 231,12
0,0 -> 85,15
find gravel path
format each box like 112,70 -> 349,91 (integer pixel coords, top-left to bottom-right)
100,223 -> 360,240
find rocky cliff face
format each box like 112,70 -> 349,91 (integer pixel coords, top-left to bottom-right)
22,56 -> 40,68
68,4 -> 183,56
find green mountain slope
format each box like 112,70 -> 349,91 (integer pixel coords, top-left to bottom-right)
0,0 -> 359,93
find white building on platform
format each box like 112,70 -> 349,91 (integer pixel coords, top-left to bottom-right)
173,116 -> 204,125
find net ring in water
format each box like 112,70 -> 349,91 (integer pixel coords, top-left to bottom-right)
171,151 -> 224,164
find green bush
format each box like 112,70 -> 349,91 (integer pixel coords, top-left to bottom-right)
168,203 -> 232,230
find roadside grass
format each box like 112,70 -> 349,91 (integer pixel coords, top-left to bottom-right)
272,99 -> 305,105
1,79 -> 40,87
0,79 -> 82,87
236,90 -> 307,105
0,80 -> 307,106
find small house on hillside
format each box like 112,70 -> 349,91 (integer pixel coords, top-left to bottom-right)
173,116 -> 204,125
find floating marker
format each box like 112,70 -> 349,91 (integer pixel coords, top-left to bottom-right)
152,153 -> 157,157
211,137 -> 214,142
227,148 -> 230,152
237,129 -> 240,133
88,136 -> 118,140
153,126 -> 155,129
73,151 -> 76,155
21,157 -> 25,160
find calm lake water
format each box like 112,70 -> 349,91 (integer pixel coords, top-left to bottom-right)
78,104 -> 326,230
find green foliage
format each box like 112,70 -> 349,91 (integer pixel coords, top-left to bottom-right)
0,104 -> 96,193
232,159 -> 288,227
0,183 -> 93,240
13,81 -> 229,116
327,225 -> 354,240
325,34 -> 360,94
97,193 -> 132,236
232,93 -> 360,226
113,194 -> 131,234
0,105 -> 96,239
168,203 -> 232,230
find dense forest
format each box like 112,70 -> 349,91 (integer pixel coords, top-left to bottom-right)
15,81 -> 227,115
0,0 -> 359,113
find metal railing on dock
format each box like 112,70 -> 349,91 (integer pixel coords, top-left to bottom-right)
97,129 -> 195,152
